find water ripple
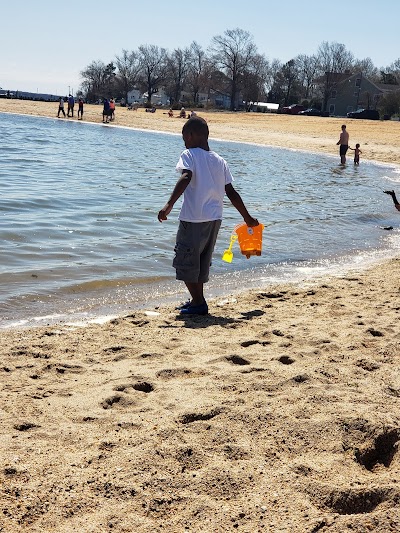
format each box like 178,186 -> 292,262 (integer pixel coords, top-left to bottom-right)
1,112 -> 399,327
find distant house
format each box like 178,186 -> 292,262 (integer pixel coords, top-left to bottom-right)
325,72 -> 399,116
127,89 -> 141,105
127,88 -> 170,106
180,89 -> 209,106
208,88 -> 232,109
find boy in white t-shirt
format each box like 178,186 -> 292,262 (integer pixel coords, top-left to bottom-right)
158,116 -> 259,315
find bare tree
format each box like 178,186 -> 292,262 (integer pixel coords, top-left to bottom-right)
80,60 -> 116,102
210,28 -> 257,110
186,41 -> 212,105
378,88 -> 400,117
269,59 -> 302,106
137,45 -> 168,105
115,49 -> 141,102
242,54 -> 270,108
164,47 -> 190,106
316,41 -> 354,112
352,57 -> 379,82
265,59 -> 282,97
380,58 -> 400,84
295,54 -> 319,101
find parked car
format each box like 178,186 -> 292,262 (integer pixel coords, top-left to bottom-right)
299,108 -> 321,116
280,104 -> 306,115
346,108 -> 380,120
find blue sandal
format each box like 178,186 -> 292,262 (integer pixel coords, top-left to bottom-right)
179,302 -> 208,315
175,300 -> 191,310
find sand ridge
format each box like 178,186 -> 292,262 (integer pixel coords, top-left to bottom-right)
0,99 -> 400,532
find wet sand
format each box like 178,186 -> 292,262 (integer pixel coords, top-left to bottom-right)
0,99 -> 399,532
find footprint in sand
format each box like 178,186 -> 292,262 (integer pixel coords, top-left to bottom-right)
225,355 -> 251,366
343,419 -> 400,471
13,422 -> 40,431
305,483 -> 398,515
101,395 -> 123,409
156,368 -> 193,379
178,408 -> 223,424
113,382 -> 154,394
366,327 -> 384,337
276,355 -> 296,365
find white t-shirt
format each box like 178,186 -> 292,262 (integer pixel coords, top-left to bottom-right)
176,148 -> 233,222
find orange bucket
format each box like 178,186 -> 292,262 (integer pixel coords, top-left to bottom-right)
234,222 -> 264,258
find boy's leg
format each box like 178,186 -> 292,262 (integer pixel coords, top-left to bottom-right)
184,281 -> 204,307
173,221 -> 220,314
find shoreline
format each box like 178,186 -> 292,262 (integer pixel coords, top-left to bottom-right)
1,99 -> 400,165
1,99 -> 399,532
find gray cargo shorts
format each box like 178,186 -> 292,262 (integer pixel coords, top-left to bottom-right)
173,220 -> 222,283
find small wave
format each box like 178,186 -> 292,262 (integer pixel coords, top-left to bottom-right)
64,275 -> 172,293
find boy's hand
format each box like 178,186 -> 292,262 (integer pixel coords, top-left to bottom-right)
244,216 -> 259,227
158,204 -> 172,222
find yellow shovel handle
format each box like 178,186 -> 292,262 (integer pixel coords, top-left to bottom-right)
228,234 -> 238,251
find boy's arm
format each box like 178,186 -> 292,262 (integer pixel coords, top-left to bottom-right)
225,183 -> 259,227
158,170 -> 192,222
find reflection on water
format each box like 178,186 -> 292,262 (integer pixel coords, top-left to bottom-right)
0,112 -> 399,327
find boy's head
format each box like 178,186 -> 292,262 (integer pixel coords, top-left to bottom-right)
356,143 -> 360,148
182,117 -> 209,149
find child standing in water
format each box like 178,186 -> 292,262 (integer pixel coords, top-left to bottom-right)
158,116 -> 259,315
349,143 -> 362,165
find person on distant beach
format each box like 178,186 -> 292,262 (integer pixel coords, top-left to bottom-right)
102,98 -> 110,123
337,124 -> 349,164
67,94 -> 75,117
158,116 -> 259,315
77,98 -> 84,120
168,108 -> 174,117
57,97 -> 66,118
349,143 -> 362,165
109,98 -> 116,121
179,107 -> 186,118
384,190 -> 400,211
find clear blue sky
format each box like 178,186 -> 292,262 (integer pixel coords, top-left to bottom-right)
1,0 -> 399,95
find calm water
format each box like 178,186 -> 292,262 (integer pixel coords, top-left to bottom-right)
1,112 -> 399,328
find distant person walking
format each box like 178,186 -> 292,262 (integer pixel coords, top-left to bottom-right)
102,98 -> 110,123
109,98 -> 116,121
57,97 -> 66,118
349,143 -> 362,165
336,124 -> 349,164
67,94 -> 75,117
77,98 -> 84,120
384,190 -> 400,212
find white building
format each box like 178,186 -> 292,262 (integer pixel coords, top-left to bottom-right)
127,88 -> 170,106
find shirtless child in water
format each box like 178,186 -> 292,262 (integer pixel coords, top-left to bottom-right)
384,190 -> 400,211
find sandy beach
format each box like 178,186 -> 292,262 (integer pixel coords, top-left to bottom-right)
1,99 -> 399,532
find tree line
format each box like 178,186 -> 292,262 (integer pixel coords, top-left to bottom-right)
79,28 -> 400,114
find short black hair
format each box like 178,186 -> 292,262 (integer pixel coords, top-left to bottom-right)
182,116 -> 209,138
